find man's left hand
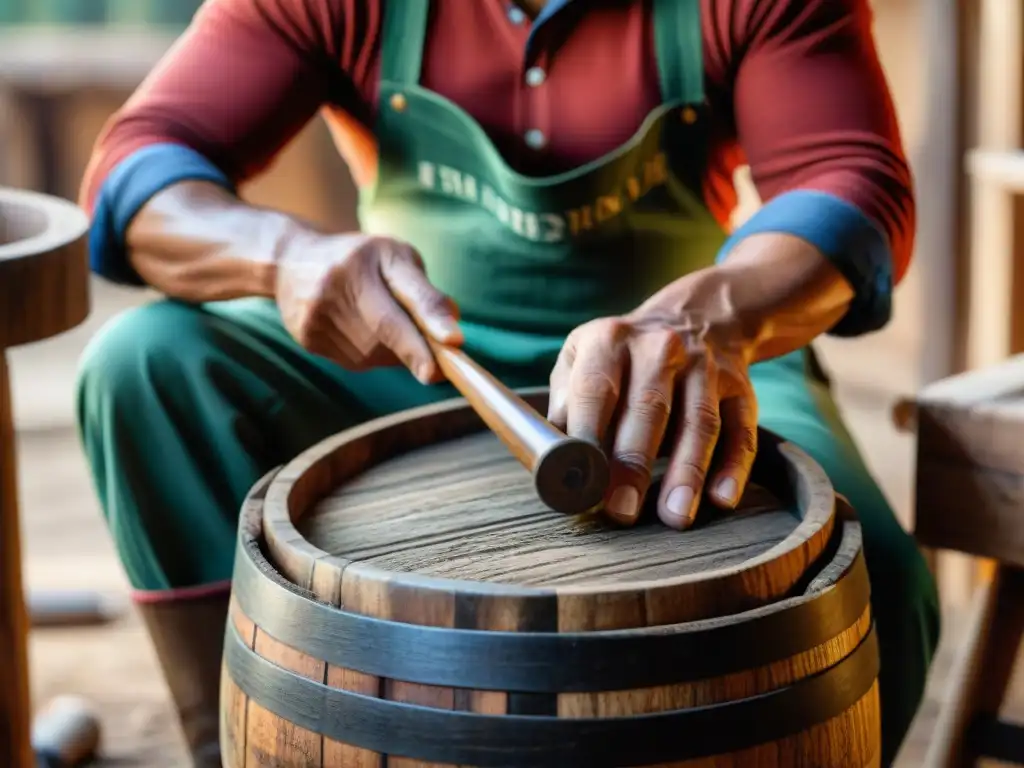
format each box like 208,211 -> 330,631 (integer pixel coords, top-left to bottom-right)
547,297 -> 758,530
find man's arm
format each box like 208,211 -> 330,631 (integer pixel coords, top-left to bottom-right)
554,0 -> 914,526
706,0 -> 913,342
80,0 -> 362,298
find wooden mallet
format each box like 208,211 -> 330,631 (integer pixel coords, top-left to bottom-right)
418,331 -> 610,516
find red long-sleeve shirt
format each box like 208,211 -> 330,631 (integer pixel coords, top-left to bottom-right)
82,0 -> 914,284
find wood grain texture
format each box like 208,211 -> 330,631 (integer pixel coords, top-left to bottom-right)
0,187 -> 89,768
423,338 -> 609,516
299,431 -> 795,587
909,354 -> 1024,564
220,393 -> 880,766
224,488 -> 876,766
0,353 -> 32,768
922,561 -> 1024,767
263,390 -> 836,622
0,187 -> 89,348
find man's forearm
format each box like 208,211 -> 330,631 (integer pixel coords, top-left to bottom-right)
124,181 -> 314,303
630,233 -> 855,363
717,233 -> 855,362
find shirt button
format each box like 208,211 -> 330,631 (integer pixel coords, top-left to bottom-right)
524,129 -> 547,149
507,4 -> 526,24
525,66 -> 546,87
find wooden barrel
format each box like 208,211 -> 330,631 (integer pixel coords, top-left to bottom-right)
220,390 -> 881,767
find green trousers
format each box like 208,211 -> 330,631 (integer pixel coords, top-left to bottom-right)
76,297 -> 939,765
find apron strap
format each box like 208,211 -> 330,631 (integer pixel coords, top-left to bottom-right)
380,0 -> 430,85
652,0 -> 704,104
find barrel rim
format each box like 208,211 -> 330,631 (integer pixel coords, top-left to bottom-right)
234,474 -> 870,690
261,387 -> 836,603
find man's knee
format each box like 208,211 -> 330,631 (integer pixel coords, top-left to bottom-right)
75,300 -> 216,432
75,301 -> 248,589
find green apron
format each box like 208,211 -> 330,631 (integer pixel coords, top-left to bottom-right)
75,0 -> 938,762
361,0 -> 726,376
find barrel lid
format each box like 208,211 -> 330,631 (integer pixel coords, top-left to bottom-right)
262,390 -> 836,624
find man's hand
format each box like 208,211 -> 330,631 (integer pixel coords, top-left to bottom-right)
547,280 -> 758,530
276,233 -> 462,384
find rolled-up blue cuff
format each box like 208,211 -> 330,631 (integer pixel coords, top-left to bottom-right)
89,143 -> 234,286
716,190 -> 893,337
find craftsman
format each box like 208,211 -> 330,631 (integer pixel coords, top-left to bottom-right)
77,0 -> 939,764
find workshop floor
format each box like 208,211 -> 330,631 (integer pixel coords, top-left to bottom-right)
8,278 -> 1012,766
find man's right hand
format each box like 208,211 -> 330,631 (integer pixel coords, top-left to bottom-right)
276,233 -> 463,384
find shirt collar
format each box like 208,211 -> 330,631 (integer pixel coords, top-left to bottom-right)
525,0 -> 582,62
534,0 -> 576,26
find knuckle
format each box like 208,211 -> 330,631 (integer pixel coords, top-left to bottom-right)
337,271 -> 366,309
363,234 -> 395,251
646,329 -> 685,366
557,335 -> 580,368
696,350 -> 717,376
739,425 -> 758,454
686,401 -> 721,435
591,316 -> 630,343
629,387 -> 672,422
572,370 -> 620,402
397,240 -> 425,267
677,459 -> 709,484
612,450 -> 653,479
563,325 -> 586,351
349,235 -> 384,263
373,311 -> 405,349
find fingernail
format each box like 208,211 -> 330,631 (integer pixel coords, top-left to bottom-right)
606,486 -> 640,523
665,486 -> 695,525
416,362 -> 434,383
716,477 -> 738,505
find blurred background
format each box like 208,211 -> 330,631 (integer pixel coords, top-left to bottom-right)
0,0 -> 1014,764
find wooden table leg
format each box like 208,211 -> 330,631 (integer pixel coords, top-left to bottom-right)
925,561 -> 1024,767
0,351 -> 34,768
0,351 -> 104,768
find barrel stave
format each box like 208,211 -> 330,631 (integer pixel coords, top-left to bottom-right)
248,627 -> 326,764
219,600 -> 251,767
640,685 -> 879,768
377,579 -> 457,768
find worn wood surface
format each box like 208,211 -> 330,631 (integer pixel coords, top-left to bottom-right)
265,392 -> 835,617
912,355 -> 1024,565
216,398 -> 884,766
420,338 -> 608,516
924,562 -> 1024,767
302,430 -> 797,587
